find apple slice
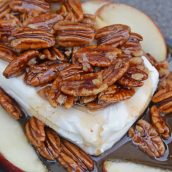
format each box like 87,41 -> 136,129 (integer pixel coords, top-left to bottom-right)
0,107 -> 47,172
95,3 -> 167,61
82,0 -> 110,28
82,0 -> 109,15
103,160 -> 170,172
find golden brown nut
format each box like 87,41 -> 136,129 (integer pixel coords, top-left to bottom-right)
10,27 -> 55,50
0,88 -> 22,120
54,22 -> 95,47
150,105 -> 170,139
129,119 -> 165,158
95,24 -> 130,47
3,50 -> 39,78
152,88 -> 172,103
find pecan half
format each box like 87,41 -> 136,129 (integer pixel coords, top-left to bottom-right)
152,88 -> 172,103
40,47 -> 66,61
129,57 -> 144,67
0,14 -> 21,38
121,32 -> 143,57
24,13 -> 63,33
129,119 -> 165,158
25,117 -> 45,147
25,62 -> 69,86
60,72 -> 108,96
159,101 -> 172,115
0,44 -> 16,62
3,50 -> 39,78
9,0 -> 50,13
156,60 -> 169,79
73,45 -> 122,71
58,0 -> 83,22
54,22 -> 95,47
81,14 -> 96,28
86,101 -> 110,110
102,59 -> 129,86
58,64 -> 84,80
150,106 -> 170,139
158,72 -> 172,90
118,67 -> 148,87
98,85 -> 135,103
0,0 -> 11,18
80,95 -> 97,104
62,140 -> 94,171
0,88 -> 22,120
10,27 -> 55,50
95,24 -> 130,47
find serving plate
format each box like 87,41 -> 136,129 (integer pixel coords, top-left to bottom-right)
1,46 -> 170,172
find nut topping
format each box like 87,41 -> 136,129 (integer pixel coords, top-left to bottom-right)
60,72 -> 108,97
24,13 -> 63,33
3,50 -> 39,78
73,45 -> 122,71
58,0 -> 83,22
0,0 -> 11,19
25,117 -> 45,147
121,32 -> 143,57
10,27 -> 55,50
152,88 -> 172,103
118,67 -> 148,87
99,85 -> 135,103
0,88 -> 22,120
95,24 -> 130,47
9,0 -> 50,13
25,62 -> 69,86
54,22 -> 95,47
150,105 -> 170,139
159,101 -> 172,115
129,119 -> 165,158
102,59 -> 129,86
25,117 -> 94,171
0,44 -> 16,62
40,47 -> 66,61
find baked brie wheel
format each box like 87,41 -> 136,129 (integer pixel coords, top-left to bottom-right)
0,0 -> 170,172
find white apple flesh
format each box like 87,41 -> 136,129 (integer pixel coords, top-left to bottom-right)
0,107 -> 47,172
103,160 -> 172,172
94,3 -> 167,61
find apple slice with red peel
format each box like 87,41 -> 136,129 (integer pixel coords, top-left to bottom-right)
0,154 -> 23,172
103,160 -> 170,172
95,3 -> 167,61
0,107 -> 47,172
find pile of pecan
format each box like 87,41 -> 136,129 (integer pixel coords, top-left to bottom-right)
129,68 -> 172,159
25,117 -> 94,172
0,0 -> 150,110
0,88 -> 94,172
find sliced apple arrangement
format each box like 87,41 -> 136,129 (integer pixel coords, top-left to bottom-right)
0,0 -> 171,172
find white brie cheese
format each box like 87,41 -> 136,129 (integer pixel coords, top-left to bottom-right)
0,56 -> 159,155
103,160 -> 171,172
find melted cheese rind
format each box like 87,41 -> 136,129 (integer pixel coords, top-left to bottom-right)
0,57 -> 159,155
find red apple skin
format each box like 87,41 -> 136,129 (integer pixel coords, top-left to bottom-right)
0,154 -> 24,172
102,161 -> 108,172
